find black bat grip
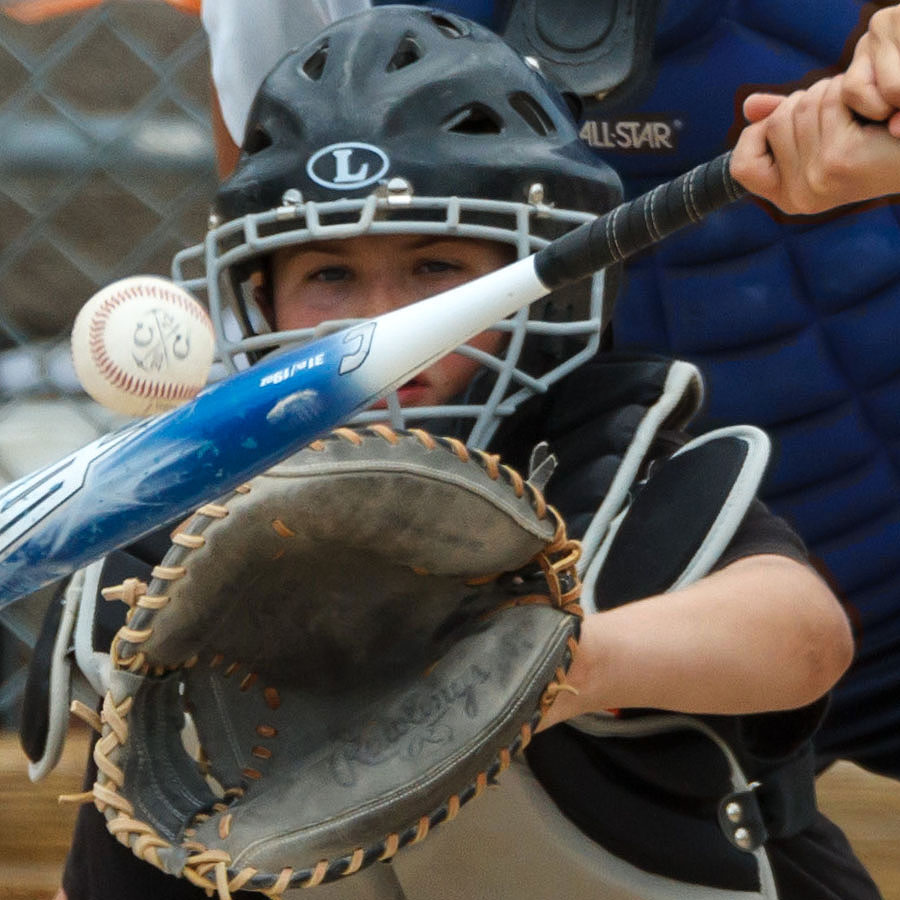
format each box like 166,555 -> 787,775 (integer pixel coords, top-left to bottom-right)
534,152 -> 746,289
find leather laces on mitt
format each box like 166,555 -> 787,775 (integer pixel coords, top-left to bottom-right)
91,425 -> 582,898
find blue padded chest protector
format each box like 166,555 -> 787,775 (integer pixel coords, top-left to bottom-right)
585,0 -> 900,777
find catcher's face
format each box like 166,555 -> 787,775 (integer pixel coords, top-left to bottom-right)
270,233 -> 512,408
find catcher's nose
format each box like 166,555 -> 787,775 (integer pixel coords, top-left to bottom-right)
361,277 -> 423,318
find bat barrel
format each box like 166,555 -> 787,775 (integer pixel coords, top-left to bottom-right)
534,152 -> 746,289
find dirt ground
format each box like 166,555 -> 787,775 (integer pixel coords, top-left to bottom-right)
1,722 -> 898,899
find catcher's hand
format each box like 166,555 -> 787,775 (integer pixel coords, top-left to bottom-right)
91,426 -> 582,898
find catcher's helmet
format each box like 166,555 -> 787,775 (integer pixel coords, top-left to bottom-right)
174,4 -> 623,448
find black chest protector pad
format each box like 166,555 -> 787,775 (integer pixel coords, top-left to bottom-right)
590,426 -> 771,606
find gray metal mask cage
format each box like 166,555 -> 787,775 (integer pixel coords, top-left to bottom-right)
172,188 -> 607,450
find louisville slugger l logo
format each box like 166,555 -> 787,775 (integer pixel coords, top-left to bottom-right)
306,142 -> 390,190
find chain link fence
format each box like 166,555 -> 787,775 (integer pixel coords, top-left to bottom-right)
0,0 -> 217,725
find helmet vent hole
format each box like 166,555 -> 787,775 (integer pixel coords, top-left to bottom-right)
443,103 -> 502,135
429,13 -> 466,38
244,126 -> 273,156
508,92 -> 556,136
387,33 -> 423,71
301,40 -> 329,80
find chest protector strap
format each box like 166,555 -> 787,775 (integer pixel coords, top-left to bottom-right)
19,550 -> 151,781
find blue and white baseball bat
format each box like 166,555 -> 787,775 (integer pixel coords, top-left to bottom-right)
0,154 -> 744,606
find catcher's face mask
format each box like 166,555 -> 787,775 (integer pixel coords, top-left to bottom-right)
173,5 -> 623,449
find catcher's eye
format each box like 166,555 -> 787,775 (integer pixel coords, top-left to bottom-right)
416,258 -> 462,275
310,266 -> 352,283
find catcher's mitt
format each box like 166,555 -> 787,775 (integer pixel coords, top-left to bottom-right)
91,426 -> 582,898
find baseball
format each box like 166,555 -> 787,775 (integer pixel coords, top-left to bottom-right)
71,275 -> 215,417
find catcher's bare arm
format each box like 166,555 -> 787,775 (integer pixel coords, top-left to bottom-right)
539,554 -> 853,730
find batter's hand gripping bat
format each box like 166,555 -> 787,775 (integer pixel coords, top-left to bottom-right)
0,153 -> 745,606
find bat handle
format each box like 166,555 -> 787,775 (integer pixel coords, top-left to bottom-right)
534,151 -> 746,289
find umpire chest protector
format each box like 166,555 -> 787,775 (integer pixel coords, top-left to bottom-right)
590,0 -> 900,779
